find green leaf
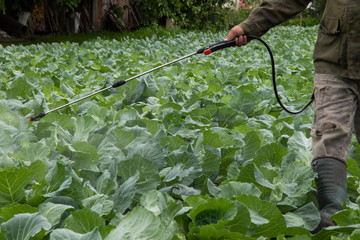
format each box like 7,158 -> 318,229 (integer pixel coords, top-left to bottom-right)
187,197 -> 251,238
218,182 -> 261,199
214,106 -> 240,127
118,79 -> 140,104
254,142 -> 287,167
50,228 -> 102,240
347,158 -> 360,179
312,224 -> 360,240
6,77 -> 34,99
165,147 -> 202,186
91,170 -> 116,196
236,195 -> 286,238
82,194 -> 114,217
1,212 -> 51,240
69,142 -> 100,171
44,163 -> 72,197
189,198 -> 237,226
197,149 -> 220,183
351,229 -> 360,240
213,128 -> 235,147
112,172 -> 139,214
158,135 -> 187,152
106,207 -> 167,240
73,116 -> 100,143
111,128 -> 134,150
254,164 -> 275,190
39,202 -> 74,226
241,131 -> 261,161
117,156 -> 160,194
187,225 -> 253,240
140,190 -> 182,220
287,131 -> 313,165
126,140 -> 166,169
16,139 -> 51,166
226,162 -> 240,179
0,203 -> 38,222
116,108 -> 138,125
229,91 -> 257,116
0,104 -> 20,128
0,128 -> 15,155
277,153 -> 314,209
0,154 -> 17,168
0,166 -> 33,204
141,75 -> 160,98
64,208 -> 107,238
330,209 -> 360,226
206,179 -> 220,197
28,160 -> 47,183
160,183 -> 201,199
203,130 -> 222,148
140,190 -> 183,238
284,203 -> 320,236
248,209 -> 269,225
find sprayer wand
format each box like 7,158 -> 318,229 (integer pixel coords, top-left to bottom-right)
28,35 -> 313,121
28,51 -> 198,121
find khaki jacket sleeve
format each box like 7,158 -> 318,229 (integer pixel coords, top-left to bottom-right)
240,0 -> 311,36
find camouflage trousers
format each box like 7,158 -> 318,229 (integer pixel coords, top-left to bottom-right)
311,74 -> 360,163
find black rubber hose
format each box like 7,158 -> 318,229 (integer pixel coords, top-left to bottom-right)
248,35 -> 313,114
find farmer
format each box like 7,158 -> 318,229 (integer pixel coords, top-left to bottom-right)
225,0 -> 360,234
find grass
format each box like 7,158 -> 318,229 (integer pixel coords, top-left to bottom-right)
0,30 -> 130,46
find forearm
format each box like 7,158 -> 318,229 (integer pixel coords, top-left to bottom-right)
240,0 -> 311,36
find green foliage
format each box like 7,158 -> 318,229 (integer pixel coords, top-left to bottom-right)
308,0 -> 326,17
131,0 -> 181,26
281,0 -> 324,27
132,0 -> 233,30
227,8 -> 252,27
0,26 -> 360,239
0,0 -> 41,14
130,0 -> 320,30
0,0 -> 4,14
282,18 -> 320,27
56,0 -> 81,11
1,212 -> 51,240
174,0 -> 232,30
240,0 -> 262,9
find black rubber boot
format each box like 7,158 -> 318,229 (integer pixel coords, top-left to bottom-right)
310,158 -> 347,234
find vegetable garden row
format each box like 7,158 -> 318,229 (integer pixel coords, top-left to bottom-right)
1,26 -> 360,239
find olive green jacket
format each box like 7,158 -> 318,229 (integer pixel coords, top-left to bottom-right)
239,0 -> 360,79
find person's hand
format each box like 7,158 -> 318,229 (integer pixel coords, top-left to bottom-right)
225,25 -> 248,47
